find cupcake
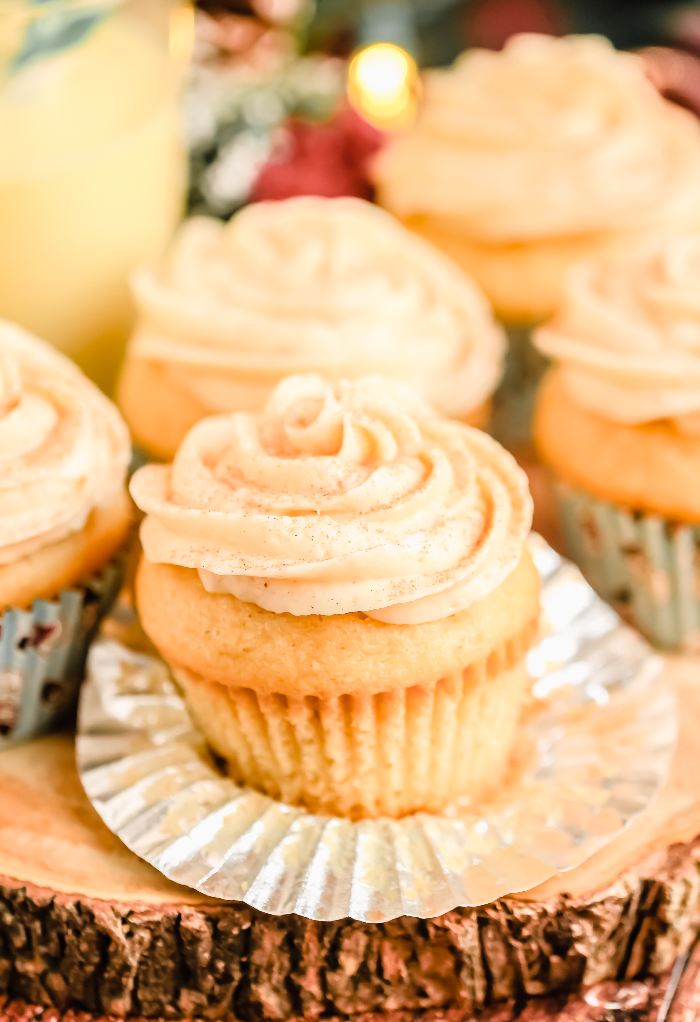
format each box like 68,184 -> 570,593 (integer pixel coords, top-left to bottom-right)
372,34 -> 700,447
533,235 -> 700,652
117,196 -> 505,461
0,322 -> 131,741
130,373 -> 538,819
373,34 -> 700,324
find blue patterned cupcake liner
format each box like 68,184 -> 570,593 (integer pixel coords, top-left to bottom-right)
554,479 -> 700,653
0,559 -> 124,746
490,323 -> 548,453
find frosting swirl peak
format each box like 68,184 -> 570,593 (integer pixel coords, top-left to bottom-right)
0,321 -> 131,565
128,197 -> 504,419
535,235 -> 700,433
130,374 -> 532,623
373,34 -> 700,243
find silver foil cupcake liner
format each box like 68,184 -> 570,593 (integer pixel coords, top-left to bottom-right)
0,559 -> 124,746
554,480 -> 700,653
75,535 -> 676,923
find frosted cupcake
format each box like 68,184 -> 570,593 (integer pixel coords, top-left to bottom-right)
117,196 -> 505,460
373,34 -> 700,324
130,374 -> 538,819
372,34 -> 700,449
0,322 -> 131,741
533,235 -> 700,651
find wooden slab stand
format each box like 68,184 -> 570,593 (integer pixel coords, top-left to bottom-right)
0,658 -> 699,1021
1,948 -> 700,1022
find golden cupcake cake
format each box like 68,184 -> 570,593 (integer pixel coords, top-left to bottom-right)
130,374 -> 538,819
117,196 -> 505,461
0,321 -> 131,740
372,33 -> 700,325
533,235 -> 700,651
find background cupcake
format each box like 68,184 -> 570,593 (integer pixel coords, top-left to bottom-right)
130,374 -> 537,819
534,235 -> 700,652
117,196 -> 505,461
0,322 -> 131,742
372,33 -> 700,447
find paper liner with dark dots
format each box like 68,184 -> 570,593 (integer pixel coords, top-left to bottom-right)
554,480 -> 700,654
0,560 -> 123,746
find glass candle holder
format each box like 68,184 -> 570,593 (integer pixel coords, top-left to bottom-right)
0,0 -> 190,390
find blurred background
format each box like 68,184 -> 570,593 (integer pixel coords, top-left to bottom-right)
186,0 -> 700,222
3,0 -> 700,391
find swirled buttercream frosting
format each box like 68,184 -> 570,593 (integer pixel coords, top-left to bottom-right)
130,374 -> 532,623
373,34 -> 700,244
535,236 -> 700,434
0,321 -> 131,565
127,197 -> 504,419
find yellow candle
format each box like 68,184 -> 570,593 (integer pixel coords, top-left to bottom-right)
0,4 -> 186,391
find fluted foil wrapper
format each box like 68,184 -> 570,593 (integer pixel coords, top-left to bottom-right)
76,536 -> 676,923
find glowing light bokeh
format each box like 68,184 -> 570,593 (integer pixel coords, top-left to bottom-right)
347,42 -> 419,131
169,4 -> 195,66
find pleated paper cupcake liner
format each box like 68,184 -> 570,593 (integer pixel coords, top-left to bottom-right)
490,324 -> 549,453
129,446 -> 151,473
76,536 -> 676,923
172,622 -> 534,820
0,559 -> 124,746
554,479 -> 700,653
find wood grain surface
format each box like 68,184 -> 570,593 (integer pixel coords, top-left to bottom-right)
0,653 -> 697,1018
0,940 -> 698,1020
